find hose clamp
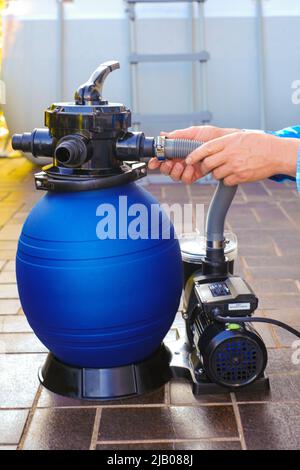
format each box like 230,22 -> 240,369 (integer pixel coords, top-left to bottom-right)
154,136 -> 166,160
206,239 -> 226,249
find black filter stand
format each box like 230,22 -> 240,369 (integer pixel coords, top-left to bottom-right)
39,340 -> 270,400
39,345 -> 173,400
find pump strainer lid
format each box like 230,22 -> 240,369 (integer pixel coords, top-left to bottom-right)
179,231 -> 237,264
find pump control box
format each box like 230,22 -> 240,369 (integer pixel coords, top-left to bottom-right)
195,276 -> 258,317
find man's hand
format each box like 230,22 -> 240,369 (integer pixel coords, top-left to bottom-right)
148,125 -> 239,184
185,131 -> 298,186
148,125 -> 299,185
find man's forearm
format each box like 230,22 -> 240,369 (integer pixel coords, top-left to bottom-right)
272,137 -> 298,177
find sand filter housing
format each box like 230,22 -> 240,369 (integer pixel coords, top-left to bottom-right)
16,186 -> 182,369
12,61 -> 184,397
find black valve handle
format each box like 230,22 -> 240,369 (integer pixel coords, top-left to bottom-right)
75,60 -> 120,105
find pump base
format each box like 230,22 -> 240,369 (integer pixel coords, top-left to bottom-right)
39,344 -> 172,400
39,339 -> 270,401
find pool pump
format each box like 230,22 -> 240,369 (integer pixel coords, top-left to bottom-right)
13,60 -> 300,399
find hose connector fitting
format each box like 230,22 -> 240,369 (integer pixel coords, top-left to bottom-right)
12,128 -> 55,157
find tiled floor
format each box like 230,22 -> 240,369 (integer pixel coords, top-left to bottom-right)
0,157 -> 300,450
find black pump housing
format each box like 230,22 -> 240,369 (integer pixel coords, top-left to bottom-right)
193,309 -> 267,388
183,270 -> 269,389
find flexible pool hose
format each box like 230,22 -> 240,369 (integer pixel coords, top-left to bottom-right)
157,138 -> 204,160
154,137 -> 203,160
155,137 -> 238,251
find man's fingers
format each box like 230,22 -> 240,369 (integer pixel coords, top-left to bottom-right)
181,165 -> 195,184
160,160 -> 174,175
170,162 -> 185,181
200,152 -> 227,175
161,125 -> 234,143
148,157 -> 161,170
224,175 -> 239,186
211,164 -> 232,181
162,126 -> 200,140
186,137 -> 226,165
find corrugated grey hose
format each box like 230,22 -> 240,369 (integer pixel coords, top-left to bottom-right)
158,138 -> 238,246
206,181 -> 237,245
158,138 -> 204,160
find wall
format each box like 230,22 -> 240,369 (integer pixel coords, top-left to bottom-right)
3,0 -> 300,136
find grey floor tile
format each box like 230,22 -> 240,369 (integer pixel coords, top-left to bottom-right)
98,406 -> 238,441
169,379 -> 231,405
240,402 -> 300,450
0,354 -> 46,408
22,408 -> 95,450
0,299 -> 20,315
235,373 -> 300,403
0,410 -> 28,445
0,333 -> 47,353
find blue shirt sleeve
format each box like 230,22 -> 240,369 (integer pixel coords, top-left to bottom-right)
266,126 -> 299,185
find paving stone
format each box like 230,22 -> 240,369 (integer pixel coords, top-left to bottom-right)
98,406 -> 238,441
174,441 -> 242,450
169,379 -> 231,405
0,353 -> 46,408
0,225 -> 22,241
0,271 -> 17,283
0,299 -> 21,315
262,308 -> 300,326
0,315 -> 32,333
235,373 -> 300,403
259,294 -> 300,309
22,408 -> 95,450
253,323 -> 277,348
0,333 -> 47,353
1,261 -> 15,272
96,442 -> 175,450
0,284 -> 19,299
266,348 -> 300,375
0,410 -> 28,445
0,251 -> 16,261
240,182 -> 269,200
240,403 -> 300,450
0,241 -> 18,250
248,280 -> 299,295
247,266 -> 300,280
272,324 -> 300,348
237,244 -> 277,256
0,211 -> 15,227
244,255 -> 300,268
96,441 -> 242,450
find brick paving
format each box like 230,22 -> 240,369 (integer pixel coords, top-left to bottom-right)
0,157 -> 300,450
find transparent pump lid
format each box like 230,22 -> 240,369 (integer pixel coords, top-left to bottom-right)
179,231 -> 238,264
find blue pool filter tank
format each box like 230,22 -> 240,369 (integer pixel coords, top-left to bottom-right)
16,184 -> 183,368
13,61 -> 184,372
